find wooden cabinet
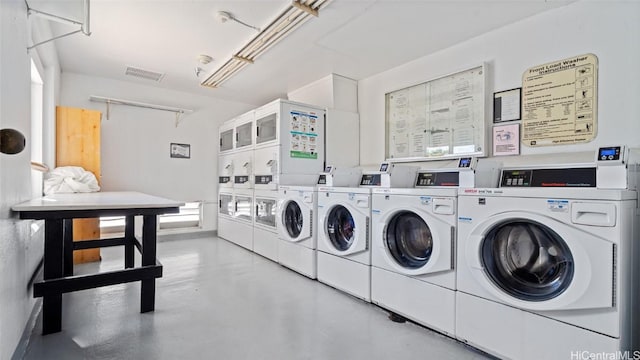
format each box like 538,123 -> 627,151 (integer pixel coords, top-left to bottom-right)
56,106 -> 102,263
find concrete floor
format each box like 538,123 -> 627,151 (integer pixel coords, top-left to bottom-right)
22,235 -> 491,359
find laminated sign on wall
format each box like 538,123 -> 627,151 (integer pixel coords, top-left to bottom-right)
522,53 -> 598,146
289,110 -> 318,159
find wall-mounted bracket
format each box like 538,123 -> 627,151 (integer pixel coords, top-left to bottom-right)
89,95 -> 194,128
26,0 -> 91,51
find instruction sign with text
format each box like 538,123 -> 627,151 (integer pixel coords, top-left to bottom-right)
522,54 -> 598,147
289,111 -> 319,159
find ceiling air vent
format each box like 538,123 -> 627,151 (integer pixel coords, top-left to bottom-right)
125,66 -> 165,82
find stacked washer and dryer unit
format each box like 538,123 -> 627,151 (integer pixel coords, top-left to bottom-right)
370,157 -> 500,337
217,99 -> 326,262
456,146 -> 640,359
316,163 -> 418,301
252,100 -> 326,262
218,110 -> 255,251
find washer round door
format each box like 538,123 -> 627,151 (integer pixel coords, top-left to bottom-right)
386,211 -> 433,269
279,198 -> 311,242
283,200 -> 303,237
325,204 -> 368,255
480,219 -> 574,302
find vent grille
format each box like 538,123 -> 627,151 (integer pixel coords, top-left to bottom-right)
125,66 -> 165,82
309,210 -> 313,236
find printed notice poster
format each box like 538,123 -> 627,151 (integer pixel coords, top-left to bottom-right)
522,54 -> 598,147
493,123 -> 520,156
290,111 -> 318,159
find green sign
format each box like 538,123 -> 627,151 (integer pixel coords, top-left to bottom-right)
290,151 -> 318,159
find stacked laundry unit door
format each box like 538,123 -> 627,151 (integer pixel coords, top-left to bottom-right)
253,189 -> 278,261
456,147 -> 640,359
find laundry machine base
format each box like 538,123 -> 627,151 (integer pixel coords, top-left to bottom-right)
217,216 -> 234,242
278,240 -> 316,279
371,267 -> 455,337
317,251 -> 371,302
455,292 -> 621,360
220,219 -> 253,251
253,227 -> 279,263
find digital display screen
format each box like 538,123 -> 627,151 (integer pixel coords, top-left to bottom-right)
254,175 -> 273,185
324,166 -> 333,172
219,176 -> 231,183
317,175 -> 326,185
235,176 -> 249,184
598,147 -> 621,161
360,174 -> 381,186
458,158 -> 472,168
379,163 -> 389,172
415,172 -> 459,186
500,168 -> 596,187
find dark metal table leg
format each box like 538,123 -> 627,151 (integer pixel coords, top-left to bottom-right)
63,219 -> 74,276
43,219 -> 64,334
124,215 -> 135,268
140,215 -> 157,313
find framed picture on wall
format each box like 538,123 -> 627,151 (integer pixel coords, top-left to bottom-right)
493,88 -> 521,123
170,143 -> 190,159
493,123 -> 520,156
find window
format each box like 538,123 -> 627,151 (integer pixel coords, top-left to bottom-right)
99,201 -> 202,235
159,201 -> 202,230
30,58 -> 44,197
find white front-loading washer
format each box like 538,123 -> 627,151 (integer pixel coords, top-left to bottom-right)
317,186 -> 373,301
277,185 -> 317,278
253,189 -> 279,262
316,163 -> 419,302
371,187 -> 456,336
370,157 -> 501,337
456,147 -> 640,359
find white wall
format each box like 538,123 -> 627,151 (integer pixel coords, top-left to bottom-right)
358,1 -> 640,165
60,73 -> 253,232
0,1 -> 49,358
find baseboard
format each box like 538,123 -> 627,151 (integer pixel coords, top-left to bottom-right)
158,230 -> 216,242
11,298 -> 42,360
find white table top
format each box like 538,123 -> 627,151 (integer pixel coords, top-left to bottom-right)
12,191 -> 184,212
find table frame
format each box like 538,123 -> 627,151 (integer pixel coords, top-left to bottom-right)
18,206 -> 179,335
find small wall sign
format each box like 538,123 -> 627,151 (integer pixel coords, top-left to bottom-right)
170,143 -> 190,159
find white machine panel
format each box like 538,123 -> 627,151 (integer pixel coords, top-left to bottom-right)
317,166 -> 362,187
233,149 -> 253,189
359,163 -> 418,188
218,153 -> 234,188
